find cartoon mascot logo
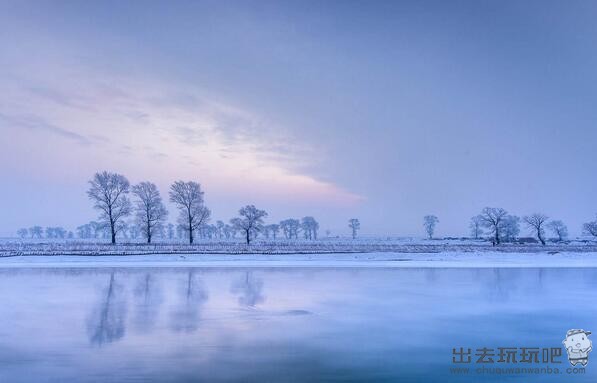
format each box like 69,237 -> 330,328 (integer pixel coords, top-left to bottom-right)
563,329 -> 592,366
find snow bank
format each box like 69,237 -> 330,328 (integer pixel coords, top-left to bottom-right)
0,251 -> 596,268
1,239 -> 597,257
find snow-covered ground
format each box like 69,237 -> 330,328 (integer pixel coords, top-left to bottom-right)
0,251 -> 596,268
2,238 -> 596,267
2,237 -> 597,256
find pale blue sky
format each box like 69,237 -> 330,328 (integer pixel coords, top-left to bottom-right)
1,0 -> 596,237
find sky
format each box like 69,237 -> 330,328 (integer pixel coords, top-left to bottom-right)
1,0 -> 597,238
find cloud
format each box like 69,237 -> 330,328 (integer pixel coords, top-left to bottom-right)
0,58 -> 364,208
0,112 -> 103,146
175,126 -> 208,146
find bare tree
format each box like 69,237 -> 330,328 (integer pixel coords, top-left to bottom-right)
169,181 -> 210,244
128,222 -> 141,240
87,171 -> 132,244
89,221 -> 103,238
522,213 -> 548,245
546,220 -> 568,242
29,225 -> 43,239
216,221 -> 225,239
478,207 -> 508,245
132,182 -> 168,244
348,218 -> 360,239
469,215 -> 484,239
231,205 -> 268,245
77,223 -> 94,239
267,224 -> 280,240
280,219 -> 300,239
423,215 -> 439,239
223,224 -> 235,239
501,215 -> 520,243
583,216 -> 597,238
45,227 -> 67,239
164,223 -> 173,240
301,217 -> 319,240
17,228 -> 28,239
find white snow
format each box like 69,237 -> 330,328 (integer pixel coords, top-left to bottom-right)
0,251 -> 596,268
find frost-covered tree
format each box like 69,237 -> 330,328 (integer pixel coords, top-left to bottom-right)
46,227 -> 67,239
29,226 -> 43,239
583,217 -> 597,238
77,224 -> 93,239
523,213 -> 548,245
176,224 -> 185,240
547,220 -> 568,242
500,215 -> 520,243
423,215 -> 439,239
348,218 -> 360,239
169,181 -> 210,244
478,207 -> 509,245
132,182 -> 168,244
167,223 -> 175,240
301,217 -> 319,240
117,221 -> 129,239
231,205 -> 268,245
89,221 -> 103,239
17,228 -> 28,239
267,224 -> 280,240
223,224 -> 235,239
200,224 -> 217,239
469,215 -> 484,239
87,171 -> 132,244
280,219 -> 300,239
280,220 -> 291,239
216,221 -> 225,239
263,225 -> 271,239
128,222 -> 141,240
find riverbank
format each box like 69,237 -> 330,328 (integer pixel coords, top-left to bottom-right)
1,251 -> 596,268
2,240 -> 597,257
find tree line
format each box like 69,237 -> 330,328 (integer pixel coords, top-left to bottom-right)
423,207 -> 590,245
21,172 -> 597,246
16,171 -> 361,245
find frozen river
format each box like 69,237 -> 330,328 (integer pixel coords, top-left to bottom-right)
0,266 -> 596,382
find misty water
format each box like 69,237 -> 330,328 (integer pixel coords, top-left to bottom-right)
0,267 -> 596,382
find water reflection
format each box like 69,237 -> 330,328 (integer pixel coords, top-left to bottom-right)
230,271 -> 265,308
133,273 -> 162,333
86,272 -> 127,346
0,267 -> 596,382
169,271 -> 208,333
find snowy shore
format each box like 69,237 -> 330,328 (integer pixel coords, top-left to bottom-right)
2,239 -> 597,257
1,251 -> 596,268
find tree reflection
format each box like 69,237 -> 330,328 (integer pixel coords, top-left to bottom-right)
87,272 -> 127,345
133,273 -> 163,333
169,271 -> 208,333
230,271 -> 265,308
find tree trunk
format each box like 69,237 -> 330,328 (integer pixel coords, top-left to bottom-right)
188,209 -> 193,244
494,224 -> 500,245
538,229 -> 545,245
246,229 -> 250,245
110,220 -> 116,245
